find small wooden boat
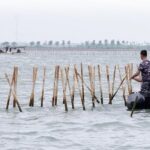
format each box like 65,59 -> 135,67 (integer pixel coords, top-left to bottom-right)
127,92 -> 150,110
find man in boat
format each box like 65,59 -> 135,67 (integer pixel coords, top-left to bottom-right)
130,50 -> 150,108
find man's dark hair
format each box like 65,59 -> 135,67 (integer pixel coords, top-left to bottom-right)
141,50 -> 147,57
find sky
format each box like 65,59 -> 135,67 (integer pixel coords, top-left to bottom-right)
0,0 -> 150,43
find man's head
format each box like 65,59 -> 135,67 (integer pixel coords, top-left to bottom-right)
140,50 -> 147,60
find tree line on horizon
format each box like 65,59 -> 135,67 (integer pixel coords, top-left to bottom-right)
0,40 -> 150,49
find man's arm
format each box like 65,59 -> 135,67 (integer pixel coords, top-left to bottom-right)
130,70 -> 140,80
133,76 -> 142,82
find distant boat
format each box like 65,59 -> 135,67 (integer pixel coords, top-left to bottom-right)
0,46 -> 26,54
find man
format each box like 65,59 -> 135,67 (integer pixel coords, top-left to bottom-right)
130,50 -> 150,98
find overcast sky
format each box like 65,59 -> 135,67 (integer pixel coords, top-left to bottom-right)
0,0 -> 150,43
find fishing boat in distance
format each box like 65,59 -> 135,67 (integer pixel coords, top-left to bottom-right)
0,46 -> 26,54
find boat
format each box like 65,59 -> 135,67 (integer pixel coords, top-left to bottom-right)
0,46 -> 26,54
126,92 -> 150,110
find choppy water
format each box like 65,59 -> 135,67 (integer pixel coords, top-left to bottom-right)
0,49 -> 150,150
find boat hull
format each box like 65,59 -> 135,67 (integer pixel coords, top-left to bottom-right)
127,92 -> 150,110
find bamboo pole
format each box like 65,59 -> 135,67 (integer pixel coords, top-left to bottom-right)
61,68 -> 68,111
71,67 -> 76,109
118,65 -> 127,106
128,63 -> 133,94
5,73 -> 22,112
125,65 -> 132,95
81,63 -> 85,110
41,66 -> 46,107
65,66 -> 72,100
6,68 -> 15,110
74,65 -> 82,98
29,67 -> 38,107
88,65 -> 95,107
125,65 -> 129,94
130,63 -> 133,77
92,66 -> 96,107
92,66 -> 96,103
65,66 -> 76,109
74,65 -> 85,110
112,65 -> 116,96
13,67 -> 18,108
52,66 -> 57,106
55,65 -> 60,106
98,65 -> 103,104
106,65 -> 112,104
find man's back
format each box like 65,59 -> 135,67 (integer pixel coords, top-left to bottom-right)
138,60 -> 150,82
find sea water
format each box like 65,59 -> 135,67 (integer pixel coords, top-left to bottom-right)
0,49 -> 149,150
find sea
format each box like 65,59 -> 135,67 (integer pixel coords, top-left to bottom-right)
0,49 -> 149,150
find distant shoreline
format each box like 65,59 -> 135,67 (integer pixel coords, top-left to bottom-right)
26,47 -> 143,51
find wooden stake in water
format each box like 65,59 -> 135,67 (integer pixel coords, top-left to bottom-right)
106,65 -> 112,104
5,73 -> 22,112
88,65 -> 95,108
6,68 -> 15,110
65,66 -> 72,100
128,63 -> 133,94
98,65 -> 103,104
41,66 -> 46,107
75,65 -> 85,110
52,66 -> 57,106
29,67 -> 38,107
61,68 -> 68,112
112,65 -> 116,96
92,66 -> 96,104
118,65 -> 127,106
81,63 -> 85,110
71,67 -> 76,109
55,65 -> 60,106
125,65 -> 132,95
13,66 -> 18,108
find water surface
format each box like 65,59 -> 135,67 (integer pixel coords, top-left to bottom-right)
0,49 -> 149,150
